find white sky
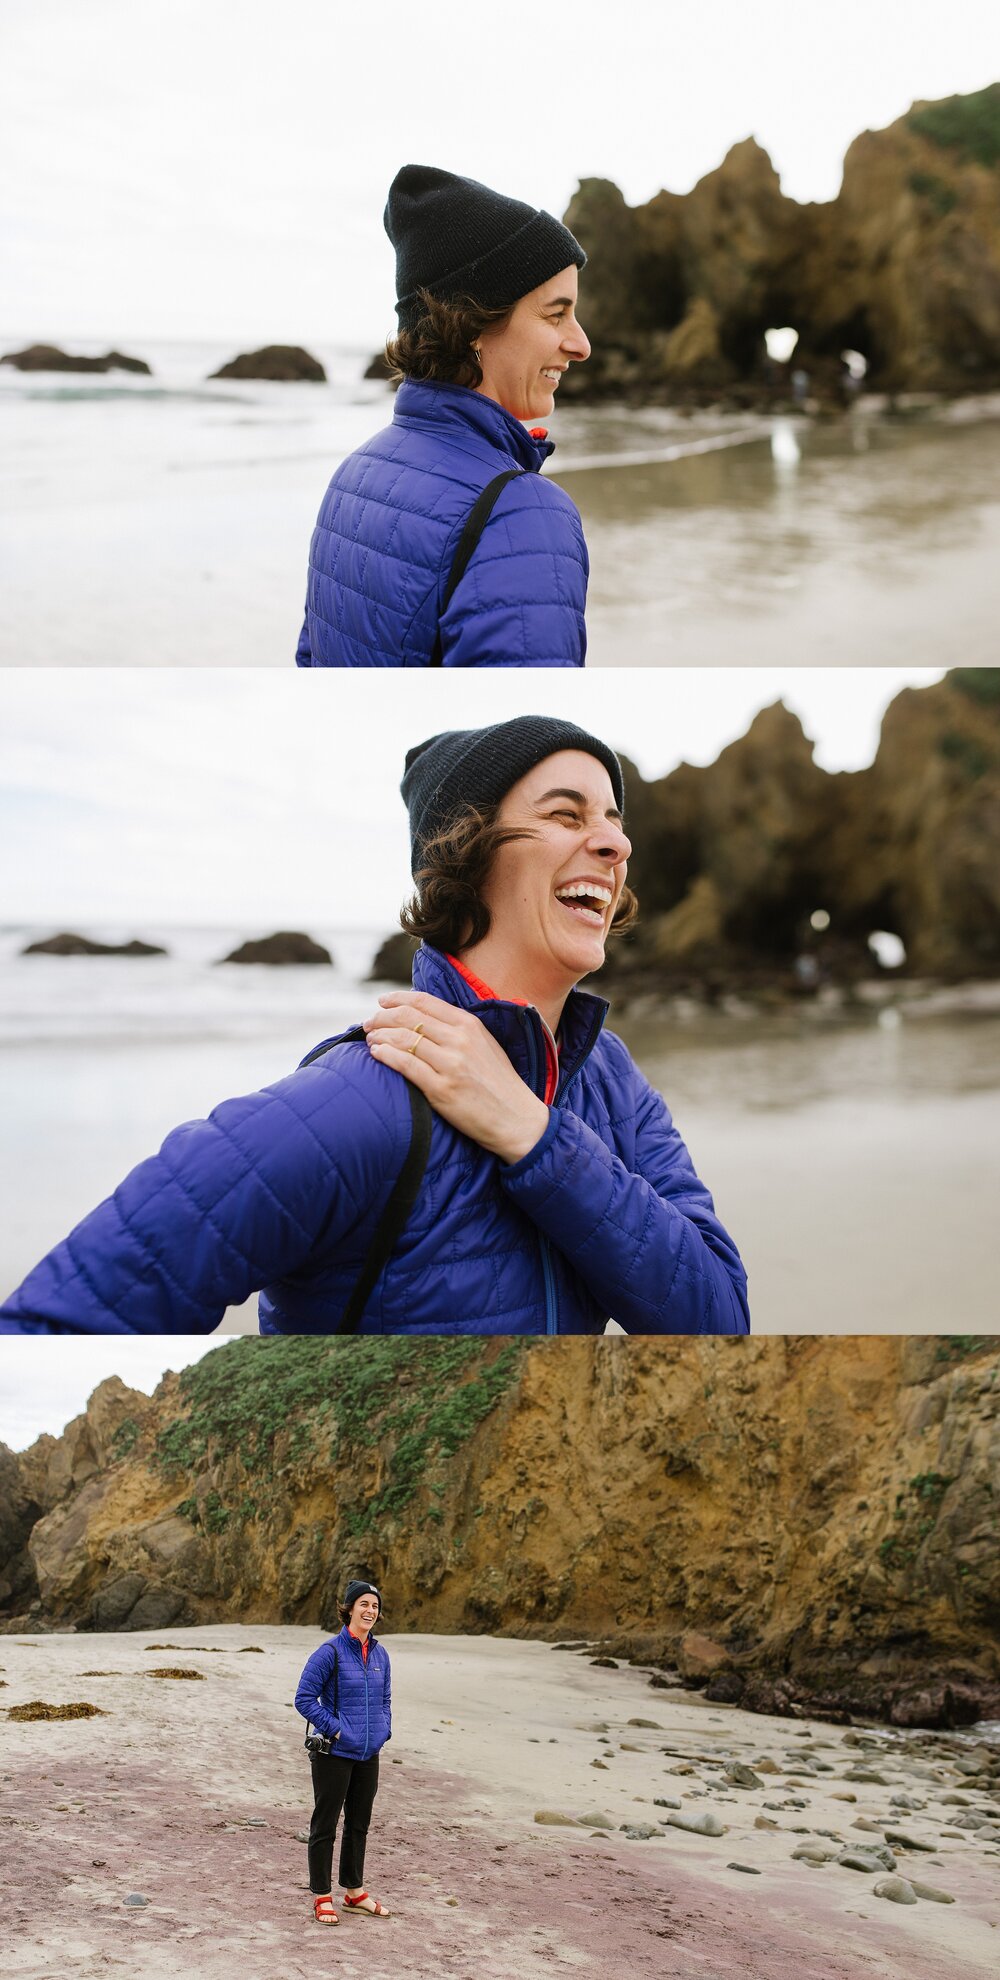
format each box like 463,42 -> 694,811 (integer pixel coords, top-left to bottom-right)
0,668 -> 943,927
3,0 -> 999,344
0,1338 -> 228,1451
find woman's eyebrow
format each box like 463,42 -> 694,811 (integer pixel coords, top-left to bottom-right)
542,295 -> 574,309
535,786 -> 623,823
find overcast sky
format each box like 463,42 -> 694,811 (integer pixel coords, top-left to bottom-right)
3,1 -> 999,344
0,668 -> 943,928
0,1337 -> 228,1451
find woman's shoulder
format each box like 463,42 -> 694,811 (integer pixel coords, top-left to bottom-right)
208,1038 -> 416,1201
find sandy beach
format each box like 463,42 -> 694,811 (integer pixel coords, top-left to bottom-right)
3,1626 -> 997,1979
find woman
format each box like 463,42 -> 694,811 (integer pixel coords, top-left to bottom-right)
295,165 -> 591,668
0,715 -> 749,1335
295,1580 -> 391,1924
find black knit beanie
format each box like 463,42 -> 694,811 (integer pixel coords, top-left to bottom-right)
401,716 -> 625,873
342,1579 -> 381,1618
386,165 -> 586,331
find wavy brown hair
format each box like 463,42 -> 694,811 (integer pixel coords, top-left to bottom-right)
401,804 -> 639,955
385,289 -> 514,389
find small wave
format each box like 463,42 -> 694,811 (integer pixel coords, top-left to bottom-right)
555,426 -> 772,474
14,385 -> 253,405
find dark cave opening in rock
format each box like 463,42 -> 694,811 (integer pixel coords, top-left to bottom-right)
813,307 -> 883,381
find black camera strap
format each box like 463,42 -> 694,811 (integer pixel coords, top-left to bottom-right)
299,1028 -> 432,1332
429,468 -> 527,665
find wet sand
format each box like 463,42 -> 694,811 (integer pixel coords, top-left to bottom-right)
3,1627 -> 997,1978
566,409 -> 1000,667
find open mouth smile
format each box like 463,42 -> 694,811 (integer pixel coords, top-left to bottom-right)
554,880 -> 614,928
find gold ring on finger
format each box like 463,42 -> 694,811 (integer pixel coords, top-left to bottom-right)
408,1036 -> 421,1058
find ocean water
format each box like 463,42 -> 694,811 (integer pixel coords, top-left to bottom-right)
2,337 -> 998,665
2,924 -> 998,1333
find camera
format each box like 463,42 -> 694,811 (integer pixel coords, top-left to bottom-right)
304,1731 -> 337,1755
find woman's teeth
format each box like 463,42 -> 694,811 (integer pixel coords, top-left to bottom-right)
555,882 -> 611,927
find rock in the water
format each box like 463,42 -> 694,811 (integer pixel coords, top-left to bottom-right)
209,345 -> 326,382
667,1810 -> 725,1837
874,1875 -> 918,1904
2,343 -> 151,374
219,931 -> 332,966
23,932 -> 166,957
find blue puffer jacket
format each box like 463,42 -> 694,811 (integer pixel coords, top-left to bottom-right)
295,1629 -> 391,1762
295,378 -> 587,668
0,947 -> 749,1336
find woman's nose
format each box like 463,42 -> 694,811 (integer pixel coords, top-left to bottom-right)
564,314 -> 591,362
589,823 -> 631,862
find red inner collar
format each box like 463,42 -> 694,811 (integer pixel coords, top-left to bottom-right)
446,953 -> 558,1103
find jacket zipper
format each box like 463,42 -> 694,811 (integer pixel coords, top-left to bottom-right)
523,1012 -> 559,1337
363,1640 -> 370,1758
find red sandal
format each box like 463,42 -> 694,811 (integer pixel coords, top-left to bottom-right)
342,1890 -> 389,1916
313,1894 -> 339,1925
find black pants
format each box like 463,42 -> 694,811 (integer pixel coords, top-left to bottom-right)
308,1750 -> 380,1894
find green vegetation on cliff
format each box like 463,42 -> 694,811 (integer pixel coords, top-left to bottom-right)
155,1338 -> 525,1534
950,668 -> 1000,708
907,85 -> 1000,170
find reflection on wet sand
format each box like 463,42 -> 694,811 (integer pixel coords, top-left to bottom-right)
556,410 -> 1000,665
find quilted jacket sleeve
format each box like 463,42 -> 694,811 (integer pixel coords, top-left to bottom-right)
295,1640 -> 341,1743
295,611 -> 312,667
0,1055 -> 407,1335
499,1060 -> 749,1335
382,1648 -> 392,1739
440,475 -> 588,669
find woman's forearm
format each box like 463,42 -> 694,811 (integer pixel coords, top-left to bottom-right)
500,1105 -> 750,1335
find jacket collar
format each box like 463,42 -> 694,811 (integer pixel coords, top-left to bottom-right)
412,944 -> 607,1095
393,377 -> 555,473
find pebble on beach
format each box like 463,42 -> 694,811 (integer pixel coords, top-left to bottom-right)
874,1876 -> 918,1904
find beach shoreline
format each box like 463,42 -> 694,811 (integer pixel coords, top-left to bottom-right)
3,1626 -> 997,1979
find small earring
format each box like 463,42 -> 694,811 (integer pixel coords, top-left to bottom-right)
472,346 -> 482,364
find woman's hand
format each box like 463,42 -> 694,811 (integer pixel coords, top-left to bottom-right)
363,991 -> 549,1165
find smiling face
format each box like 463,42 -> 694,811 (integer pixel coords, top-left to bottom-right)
349,1591 -> 380,1636
474,266 -> 590,420
466,750 -> 631,1016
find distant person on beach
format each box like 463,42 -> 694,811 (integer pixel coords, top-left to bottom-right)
0,717 -> 749,1335
295,1580 -> 391,1925
295,165 -> 591,667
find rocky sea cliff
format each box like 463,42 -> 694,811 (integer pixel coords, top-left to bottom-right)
3,1336 -> 997,1730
